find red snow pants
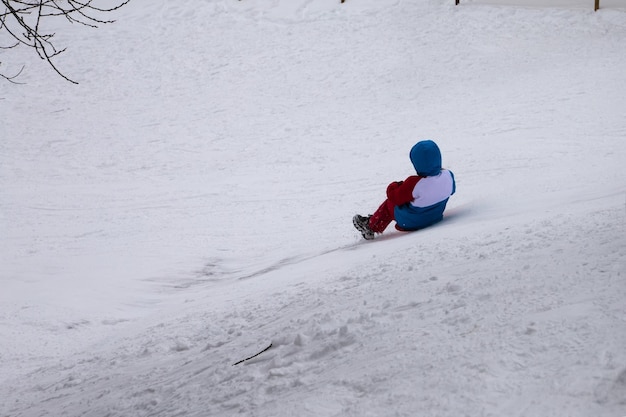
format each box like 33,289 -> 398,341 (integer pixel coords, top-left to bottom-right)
369,199 -> 395,233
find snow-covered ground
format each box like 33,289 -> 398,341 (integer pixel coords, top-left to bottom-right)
1,0 -> 625,415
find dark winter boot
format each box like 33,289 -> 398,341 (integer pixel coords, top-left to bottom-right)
353,214 -> 375,240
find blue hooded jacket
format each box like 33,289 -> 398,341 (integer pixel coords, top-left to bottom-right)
394,140 -> 455,230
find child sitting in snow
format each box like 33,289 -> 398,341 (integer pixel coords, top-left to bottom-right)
353,140 -> 456,240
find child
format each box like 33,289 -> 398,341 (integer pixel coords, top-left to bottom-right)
353,140 -> 456,240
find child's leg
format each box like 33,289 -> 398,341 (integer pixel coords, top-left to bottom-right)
369,199 -> 395,233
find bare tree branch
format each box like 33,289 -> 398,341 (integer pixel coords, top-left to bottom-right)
0,0 -> 130,83
0,65 -> 24,83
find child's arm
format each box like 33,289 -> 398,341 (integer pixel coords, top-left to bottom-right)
386,176 -> 421,206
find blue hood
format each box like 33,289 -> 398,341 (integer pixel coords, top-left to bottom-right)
410,140 -> 442,177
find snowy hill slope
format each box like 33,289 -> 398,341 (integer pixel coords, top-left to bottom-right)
1,0 -> 625,416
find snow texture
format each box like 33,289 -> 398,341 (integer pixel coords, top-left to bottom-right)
1,0 -> 625,416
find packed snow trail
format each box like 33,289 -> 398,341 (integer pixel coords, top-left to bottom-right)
2,203 -> 625,416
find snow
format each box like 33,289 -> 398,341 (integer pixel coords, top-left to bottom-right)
1,0 -> 625,415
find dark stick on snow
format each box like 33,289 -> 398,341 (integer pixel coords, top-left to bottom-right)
232,343 -> 273,366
